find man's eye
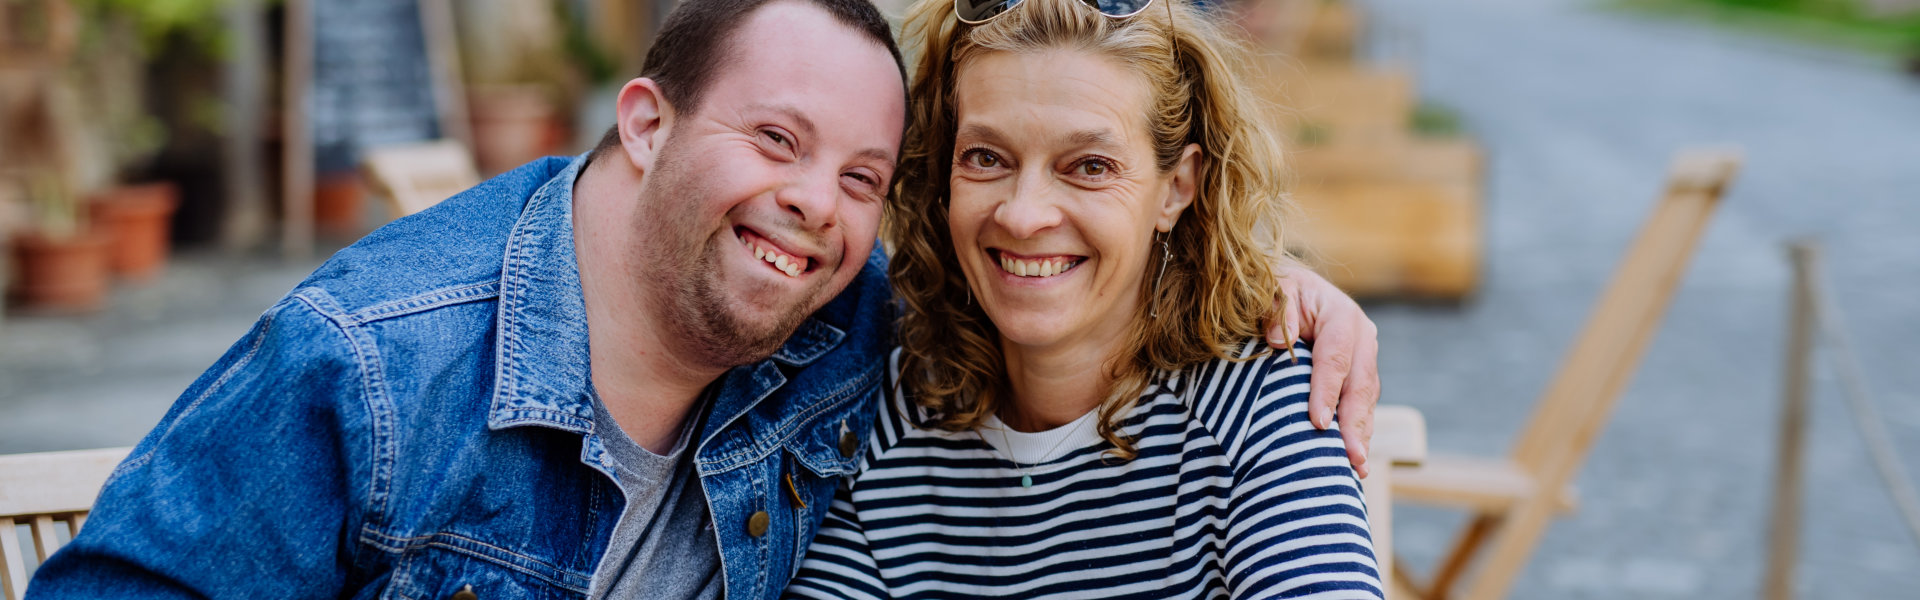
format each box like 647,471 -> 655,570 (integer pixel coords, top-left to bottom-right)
764,129 -> 792,149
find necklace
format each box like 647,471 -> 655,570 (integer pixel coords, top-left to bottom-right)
983,413 -> 1092,489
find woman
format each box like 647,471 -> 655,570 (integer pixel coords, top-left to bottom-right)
784,0 -> 1380,597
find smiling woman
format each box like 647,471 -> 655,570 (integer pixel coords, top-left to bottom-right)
781,0 -> 1381,598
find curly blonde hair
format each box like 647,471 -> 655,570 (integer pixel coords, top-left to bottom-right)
890,0 -> 1291,457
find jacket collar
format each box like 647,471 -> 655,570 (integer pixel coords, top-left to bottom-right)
486,154 -> 846,433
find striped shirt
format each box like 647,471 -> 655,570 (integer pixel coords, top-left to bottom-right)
784,340 -> 1383,599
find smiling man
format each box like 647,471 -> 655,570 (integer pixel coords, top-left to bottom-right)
26,0 -> 1377,598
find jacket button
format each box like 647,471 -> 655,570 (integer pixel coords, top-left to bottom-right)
747,510 -> 771,537
839,430 -> 858,458
450,584 -> 477,600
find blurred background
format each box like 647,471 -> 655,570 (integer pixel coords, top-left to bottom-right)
1,0 -> 1916,597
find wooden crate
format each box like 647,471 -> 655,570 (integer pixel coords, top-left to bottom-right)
1259,63 -> 1414,148
1288,178 -> 1481,299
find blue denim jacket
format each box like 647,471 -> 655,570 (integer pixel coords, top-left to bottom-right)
30,155 -> 891,600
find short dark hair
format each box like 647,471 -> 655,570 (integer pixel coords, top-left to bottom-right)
591,0 -> 906,156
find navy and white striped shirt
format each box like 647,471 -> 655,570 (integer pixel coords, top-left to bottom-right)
784,340 -> 1382,599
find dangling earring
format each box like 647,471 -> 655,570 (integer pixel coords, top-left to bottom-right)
965,284 -> 972,307
1150,231 -> 1172,318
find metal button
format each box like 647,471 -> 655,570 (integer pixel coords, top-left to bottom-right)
450,584 -> 477,600
838,422 -> 858,458
747,510 -> 771,537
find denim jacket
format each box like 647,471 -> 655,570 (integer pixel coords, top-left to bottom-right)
29,155 -> 891,600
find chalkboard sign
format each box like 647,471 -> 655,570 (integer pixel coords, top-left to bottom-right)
309,0 -> 441,175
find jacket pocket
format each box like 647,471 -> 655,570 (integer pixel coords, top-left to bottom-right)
380,534 -> 589,600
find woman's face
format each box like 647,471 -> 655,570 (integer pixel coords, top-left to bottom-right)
948,48 -> 1198,356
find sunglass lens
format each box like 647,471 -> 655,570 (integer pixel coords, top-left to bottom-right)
1083,0 -> 1155,18
956,0 -> 1019,24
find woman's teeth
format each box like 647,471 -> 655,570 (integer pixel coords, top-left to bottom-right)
742,234 -> 805,278
998,255 -> 1078,278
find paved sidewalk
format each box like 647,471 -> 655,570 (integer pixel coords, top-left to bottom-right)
1356,0 -> 1920,597
1,249 -> 323,454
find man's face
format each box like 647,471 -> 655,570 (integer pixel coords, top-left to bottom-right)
635,2 -> 905,368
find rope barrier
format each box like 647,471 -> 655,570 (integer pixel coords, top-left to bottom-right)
1804,247 -> 1920,548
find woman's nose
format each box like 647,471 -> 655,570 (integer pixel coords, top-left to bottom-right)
992,175 -> 1063,238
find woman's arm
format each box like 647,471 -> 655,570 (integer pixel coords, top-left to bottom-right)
1220,342 -> 1383,599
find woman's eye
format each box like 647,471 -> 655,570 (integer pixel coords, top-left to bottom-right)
963,150 -> 1000,169
1076,159 -> 1114,177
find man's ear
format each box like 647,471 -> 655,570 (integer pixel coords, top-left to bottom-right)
615,78 -> 674,172
1156,143 -> 1203,232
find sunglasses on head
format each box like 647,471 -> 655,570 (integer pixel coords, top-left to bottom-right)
955,0 -> 1159,25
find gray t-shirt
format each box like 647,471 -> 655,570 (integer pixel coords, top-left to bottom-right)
586,394 -> 724,600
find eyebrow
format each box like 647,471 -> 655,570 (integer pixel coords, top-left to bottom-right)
956,123 -> 1123,151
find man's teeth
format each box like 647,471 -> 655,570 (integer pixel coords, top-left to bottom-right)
999,255 -> 1077,278
742,235 -> 805,278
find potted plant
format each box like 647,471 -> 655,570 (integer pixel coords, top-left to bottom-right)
63,0 -> 255,280
12,172 -> 112,312
0,0 -> 116,312
458,0 -> 572,174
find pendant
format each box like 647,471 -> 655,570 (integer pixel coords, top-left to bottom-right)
1021,474 -> 1033,488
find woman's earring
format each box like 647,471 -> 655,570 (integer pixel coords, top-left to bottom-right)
1150,232 -> 1171,318
966,285 -> 972,307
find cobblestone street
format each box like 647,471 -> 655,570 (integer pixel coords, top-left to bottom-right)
1357,0 -> 1920,597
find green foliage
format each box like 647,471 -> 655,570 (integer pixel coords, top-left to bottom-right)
557,1 -> 619,85
1295,122 -> 1331,146
71,0 -> 255,59
1411,103 -> 1465,138
1612,0 -> 1920,59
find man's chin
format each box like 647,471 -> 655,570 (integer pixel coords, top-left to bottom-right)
677,292 -> 818,369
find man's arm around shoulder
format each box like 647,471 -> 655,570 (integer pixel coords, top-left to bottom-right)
29,293 -> 373,599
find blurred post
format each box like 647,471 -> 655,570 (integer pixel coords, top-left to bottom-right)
1765,241 -> 1818,600
420,0 -> 473,152
221,0 -> 270,250
281,0 -> 315,259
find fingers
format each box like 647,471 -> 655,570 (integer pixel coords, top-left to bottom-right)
1306,345 -> 1349,431
1342,409 -> 1373,479
1267,273 -> 1303,348
1337,344 -> 1379,476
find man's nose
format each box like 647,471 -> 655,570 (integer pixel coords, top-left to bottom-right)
776,170 -> 841,232
993,174 -> 1063,239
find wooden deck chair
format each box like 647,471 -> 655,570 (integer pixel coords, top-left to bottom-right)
1389,149 -> 1743,600
359,139 -> 481,218
0,447 -> 132,599
1362,405 -> 1429,599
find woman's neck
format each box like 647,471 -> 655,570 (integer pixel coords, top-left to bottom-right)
998,333 -> 1124,433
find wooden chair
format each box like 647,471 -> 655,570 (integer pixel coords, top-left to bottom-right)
359,139 -> 481,218
1,447 -> 132,599
1363,405 -> 1429,599
1388,149 -> 1742,600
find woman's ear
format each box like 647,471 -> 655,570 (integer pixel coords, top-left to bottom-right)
615,78 -> 675,172
1156,143 -> 1203,232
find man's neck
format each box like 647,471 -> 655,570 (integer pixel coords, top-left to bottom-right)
572,156 -> 726,454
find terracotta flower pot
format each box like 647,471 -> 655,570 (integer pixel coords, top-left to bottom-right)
11,230 -> 112,313
469,85 -> 562,176
315,173 -> 366,236
88,182 -> 179,282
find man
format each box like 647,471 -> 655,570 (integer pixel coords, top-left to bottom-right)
29,0 -> 1379,598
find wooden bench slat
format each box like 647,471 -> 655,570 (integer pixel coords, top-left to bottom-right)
2,517 -> 27,600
